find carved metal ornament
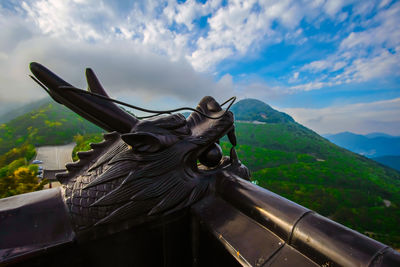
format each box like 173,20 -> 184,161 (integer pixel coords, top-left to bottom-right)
29,62 -> 250,232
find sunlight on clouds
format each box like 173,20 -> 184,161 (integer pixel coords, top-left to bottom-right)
301,59 -> 331,72
0,11 -> 234,105
344,48 -> 400,82
323,0 -> 347,17
0,0 -> 399,136
282,98 -> 400,135
164,0 -> 218,31
294,1 -> 400,90
21,0 -> 109,41
288,71 -> 300,83
290,81 -> 328,91
189,0 -> 311,70
15,0 -> 399,79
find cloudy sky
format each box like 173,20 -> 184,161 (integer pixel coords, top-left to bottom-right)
0,0 -> 399,135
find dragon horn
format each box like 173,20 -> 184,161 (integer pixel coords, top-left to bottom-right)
30,62 -> 138,133
85,68 -> 110,97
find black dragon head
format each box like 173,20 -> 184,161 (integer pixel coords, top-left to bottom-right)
30,62 -> 250,233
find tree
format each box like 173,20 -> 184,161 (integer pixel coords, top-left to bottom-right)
0,160 -> 46,198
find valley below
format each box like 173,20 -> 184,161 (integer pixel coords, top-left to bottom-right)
0,98 -> 399,248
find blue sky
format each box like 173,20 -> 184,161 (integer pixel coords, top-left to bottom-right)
0,0 -> 399,135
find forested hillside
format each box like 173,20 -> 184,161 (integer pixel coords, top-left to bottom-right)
0,98 -> 399,247
230,98 -> 294,123
0,98 -> 51,123
0,101 -> 103,197
373,155 -> 400,172
222,99 -> 400,247
0,102 -> 102,154
221,122 -> 400,247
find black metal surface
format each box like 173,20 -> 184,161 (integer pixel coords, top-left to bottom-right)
192,196 -> 286,266
369,248 -> 400,267
30,62 -> 138,133
216,172 -> 310,241
196,221 -> 243,267
216,173 -> 400,266
291,212 -> 388,266
9,209 -> 192,267
265,244 -> 318,267
28,63 -> 244,235
0,188 -> 74,264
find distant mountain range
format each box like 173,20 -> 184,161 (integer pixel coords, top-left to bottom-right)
323,131 -> 400,171
0,97 -> 399,247
0,98 -> 51,124
373,156 -> 400,172
323,131 -> 400,158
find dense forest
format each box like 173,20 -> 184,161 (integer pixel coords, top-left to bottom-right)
0,98 -> 399,247
0,143 -> 46,198
0,101 -> 102,197
221,122 -> 400,247
0,101 -> 101,154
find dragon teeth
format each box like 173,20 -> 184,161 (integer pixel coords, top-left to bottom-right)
230,147 -> 239,164
227,128 -> 237,146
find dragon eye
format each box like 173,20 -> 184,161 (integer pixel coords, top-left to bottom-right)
198,143 -> 223,167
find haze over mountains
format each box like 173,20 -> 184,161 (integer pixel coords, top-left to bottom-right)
0,98 -> 51,124
323,132 -> 400,158
323,132 -> 400,171
0,100 -> 101,155
373,156 -> 400,172
0,98 -> 399,247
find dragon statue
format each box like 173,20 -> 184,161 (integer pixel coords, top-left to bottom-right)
0,63 -> 399,266
29,62 -> 249,232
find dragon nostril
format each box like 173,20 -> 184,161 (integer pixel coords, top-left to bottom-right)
199,143 -> 223,167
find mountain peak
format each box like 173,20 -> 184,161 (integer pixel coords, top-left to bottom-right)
230,98 -> 294,124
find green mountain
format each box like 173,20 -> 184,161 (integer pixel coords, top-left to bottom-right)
230,98 -> 294,123
0,98 -> 52,124
0,102 -> 102,155
0,97 -> 399,247
220,98 -> 400,247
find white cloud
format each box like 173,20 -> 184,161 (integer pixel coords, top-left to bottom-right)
234,80 -> 288,101
379,0 -> 391,9
0,0 -> 399,120
290,81 -> 329,91
164,0 -> 219,31
339,48 -> 400,82
21,0 -> 110,41
282,98 -> 400,135
0,6 -> 234,109
289,71 -> 300,83
0,38 -> 234,103
10,0 -> 391,77
301,59 -> 331,72
292,1 -> 400,91
323,0 -> 346,16
332,61 -> 346,71
189,0 -> 313,71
